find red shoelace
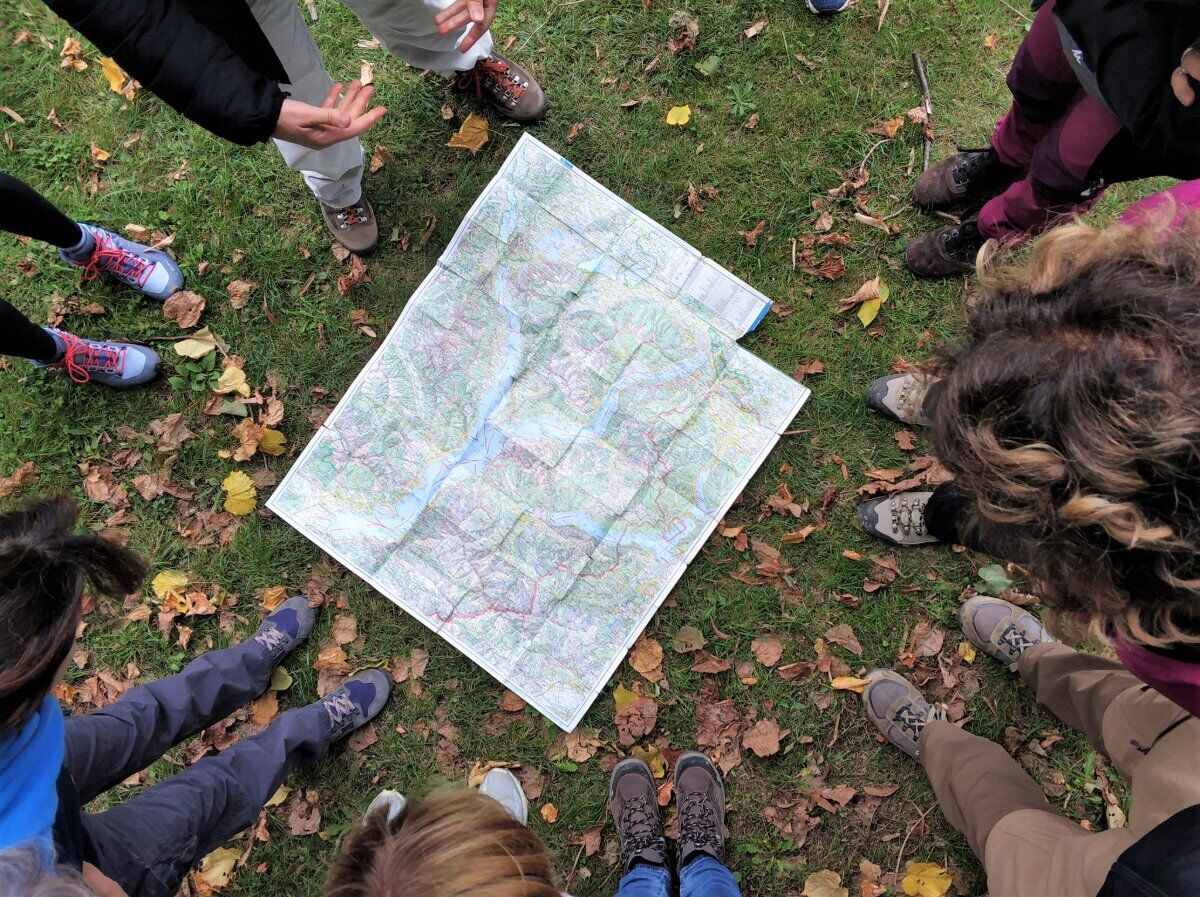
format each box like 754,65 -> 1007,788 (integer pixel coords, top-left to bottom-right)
456,57 -> 526,102
82,232 -> 154,288
338,205 -> 369,227
56,332 -> 125,384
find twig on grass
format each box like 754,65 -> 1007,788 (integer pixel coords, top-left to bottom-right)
912,51 -> 934,171
997,0 -> 1033,22
877,0 -> 891,32
893,801 -> 939,883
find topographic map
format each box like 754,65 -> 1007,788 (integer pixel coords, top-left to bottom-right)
269,135 -> 810,729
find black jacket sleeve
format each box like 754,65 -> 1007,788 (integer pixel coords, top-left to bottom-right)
43,0 -> 286,146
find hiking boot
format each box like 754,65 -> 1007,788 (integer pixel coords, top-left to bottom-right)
674,751 -> 726,870
321,194 -> 378,255
865,372 -> 938,427
862,669 -> 946,759
960,595 -> 1057,672
609,757 -> 667,873
454,53 -> 547,123
33,328 -> 160,389
318,669 -> 391,741
912,147 -> 1023,213
62,225 -> 184,301
904,220 -> 985,279
480,768 -> 529,825
250,596 -> 317,663
858,490 -> 939,546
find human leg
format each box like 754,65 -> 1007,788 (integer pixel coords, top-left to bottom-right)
613,863 -> 672,897
245,0 -> 365,210
0,173 -> 85,247
63,598 -> 315,802
978,93 -> 1126,242
0,300 -> 59,362
678,855 -> 741,897
82,668 -> 390,897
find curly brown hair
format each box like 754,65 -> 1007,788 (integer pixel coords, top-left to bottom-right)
325,789 -> 559,897
928,210 -> 1200,647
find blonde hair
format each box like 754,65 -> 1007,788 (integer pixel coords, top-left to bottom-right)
930,204 -> 1200,647
324,790 -> 559,897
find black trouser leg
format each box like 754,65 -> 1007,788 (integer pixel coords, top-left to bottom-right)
0,299 -> 57,361
0,173 -> 84,248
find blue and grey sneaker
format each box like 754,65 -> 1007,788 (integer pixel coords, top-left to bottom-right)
960,595 -> 1056,672
61,224 -> 184,301
862,669 -> 946,759
320,669 -> 391,741
806,0 -> 850,13
34,328 -> 160,389
250,596 -> 317,663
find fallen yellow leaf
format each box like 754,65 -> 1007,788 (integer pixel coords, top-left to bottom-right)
90,144 -> 111,163
957,642 -> 977,663
213,366 -> 250,397
830,675 -> 872,693
613,682 -> 638,712
198,847 -> 241,889
540,802 -> 559,823
666,105 -> 692,126
270,666 -> 294,691
222,470 -> 257,516
902,862 -> 953,897
446,113 -> 489,154
174,326 -> 220,359
802,869 -> 849,897
631,744 -> 667,778
258,428 -> 286,456
100,57 -> 136,99
264,784 -> 291,808
150,570 -> 188,603
857,297 -> 883,327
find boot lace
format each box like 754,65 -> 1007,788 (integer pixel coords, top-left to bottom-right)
57,332 -> 125,384
889,494 -> 927,538
323,690 -> 358,735
893,700 -> 945,741
335,204 -> 369,229
998,623 -> 1038,656
457,56 -> 527,108
252,623 -> 289,655
678,791 -> 722,857
83,232 -> 154,288
950,146 -> 995,188
618,795 -> 663,868
940,221 -> 982,260
895,377 -> 928,418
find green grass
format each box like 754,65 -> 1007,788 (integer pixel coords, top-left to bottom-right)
0,1 -> 1140,894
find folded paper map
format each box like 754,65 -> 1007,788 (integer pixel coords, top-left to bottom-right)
269,135 -> 809,729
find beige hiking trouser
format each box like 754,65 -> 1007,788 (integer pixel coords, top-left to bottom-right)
246,0 -> 493,208
920,643 -> 1200,897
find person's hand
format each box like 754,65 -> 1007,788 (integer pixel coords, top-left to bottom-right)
273,82 -> 386,150
1171,46 -> 1200,106
433,0 -> 500,55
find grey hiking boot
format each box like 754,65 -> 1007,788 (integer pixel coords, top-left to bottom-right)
34,328 -> 160,389
674,751 -> 726,871
609,757 -> 667,873
865,372 -> 938,427
480,768 -> 529,825
857,491 -> 940,546
321,194 -> 378,255
319,669 -> 391,741
250,596 -> 317,663
960,595 -> 1057,672
454,53 -> 547,123
61,224 -> 184,301
862,669 -> 947,759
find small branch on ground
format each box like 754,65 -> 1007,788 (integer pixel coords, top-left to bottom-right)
912,51 -> 934,171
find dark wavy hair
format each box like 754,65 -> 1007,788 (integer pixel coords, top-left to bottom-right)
0,496 -> 147,729
928,210 -> 1200,647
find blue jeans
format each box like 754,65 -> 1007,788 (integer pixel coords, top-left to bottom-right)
614,856 -> 741,897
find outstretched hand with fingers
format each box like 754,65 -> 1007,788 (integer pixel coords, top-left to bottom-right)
434,0 -> 500,55
1171,46 -> 1200,106
273,81 -> 387,150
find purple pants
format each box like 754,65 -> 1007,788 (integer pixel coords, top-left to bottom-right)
980,0 -> 1128,241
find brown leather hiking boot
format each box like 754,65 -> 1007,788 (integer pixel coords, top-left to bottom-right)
454,53 -> 546,123
960,595 -> 1057,672
904,220 -> 985,279
912,146 -> 1022,213
862,669 -> 947,759
321,194 -> 379,255
674,751 -> 726,871
609,757 -> 667,874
